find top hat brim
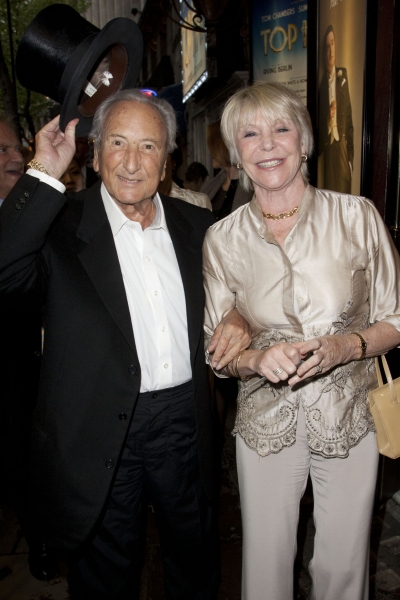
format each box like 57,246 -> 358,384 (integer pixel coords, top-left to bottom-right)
59,18 -> 143,136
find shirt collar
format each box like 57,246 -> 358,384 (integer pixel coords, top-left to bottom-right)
328,66 -> 336,83
100,182 -> 167,237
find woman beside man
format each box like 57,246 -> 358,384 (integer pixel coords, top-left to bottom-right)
203,82 -> 400,600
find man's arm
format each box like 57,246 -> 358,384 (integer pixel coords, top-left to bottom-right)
208,308 -> 251,370
0,117 -> 78,309
203,227 -> 251,372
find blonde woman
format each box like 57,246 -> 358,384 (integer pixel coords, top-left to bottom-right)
203,82 -> 400,600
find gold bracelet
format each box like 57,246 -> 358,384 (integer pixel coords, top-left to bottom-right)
27,159 -> 49,175
225,362 -> 237,378
351,332 -> 367,360
234,350 -> 250,381
235,351 -> 244,378
229,355 -> 239,378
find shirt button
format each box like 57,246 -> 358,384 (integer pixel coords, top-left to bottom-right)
164,363 -> 169,369
119,413 -> 127,421
160,326 -> 165,332
105,459 -> 114,469
298,296 -> 304,302
287,236 -> 292,242
128,365 -> 137,375
153,290 -> 158,296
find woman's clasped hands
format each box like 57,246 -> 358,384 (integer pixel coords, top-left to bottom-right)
248,334 -> 354,386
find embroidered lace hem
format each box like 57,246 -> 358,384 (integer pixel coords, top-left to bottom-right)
233,422 -> 297,456
233,395 -> 375,459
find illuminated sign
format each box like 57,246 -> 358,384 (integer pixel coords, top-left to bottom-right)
181,2 -> 207,103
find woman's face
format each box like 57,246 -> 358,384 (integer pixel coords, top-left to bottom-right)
60,158 -> 85,193
235,112 -> 304,196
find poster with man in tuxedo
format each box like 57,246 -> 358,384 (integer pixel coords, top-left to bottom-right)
319,24 -> 354,194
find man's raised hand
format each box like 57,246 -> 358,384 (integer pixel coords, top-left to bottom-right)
33,116 -> 79,180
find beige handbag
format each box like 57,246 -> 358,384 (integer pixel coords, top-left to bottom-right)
368,356 -> 400,459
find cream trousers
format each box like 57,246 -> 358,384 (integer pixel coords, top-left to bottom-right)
236,404 -> 379,600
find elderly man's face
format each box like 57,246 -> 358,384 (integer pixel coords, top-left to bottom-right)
0,122 -> 24,200
93,101 -> 167,216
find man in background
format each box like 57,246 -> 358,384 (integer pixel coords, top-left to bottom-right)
0,117 -> 56,579
319,25 -> 354,194
0,116 -> 24,203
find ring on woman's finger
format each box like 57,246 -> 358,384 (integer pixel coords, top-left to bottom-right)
273,366 -> 284,376
315,364 -> 322,374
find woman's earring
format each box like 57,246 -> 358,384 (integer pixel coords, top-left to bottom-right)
236,162 -> 242,169
301,154 -> 308,163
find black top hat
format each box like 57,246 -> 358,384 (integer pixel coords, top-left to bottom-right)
16,4 -> 143,136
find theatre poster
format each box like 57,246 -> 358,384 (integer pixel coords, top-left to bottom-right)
252,0 -> 308,104
317,0 -> 367,196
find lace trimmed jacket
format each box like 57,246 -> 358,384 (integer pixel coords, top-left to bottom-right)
203,185 -> 400,458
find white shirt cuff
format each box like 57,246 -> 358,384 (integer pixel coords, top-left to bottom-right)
26,168 -> 66,194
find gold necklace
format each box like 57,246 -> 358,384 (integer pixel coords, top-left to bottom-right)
262,206 -> 299,220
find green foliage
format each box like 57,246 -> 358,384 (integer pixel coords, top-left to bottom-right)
0,0 -> 91,129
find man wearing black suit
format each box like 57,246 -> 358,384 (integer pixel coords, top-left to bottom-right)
319,25 -> 354,194
0,90 -> 249,599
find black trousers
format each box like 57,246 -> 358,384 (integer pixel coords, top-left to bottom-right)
68,381 -> 220,600
323,135 -> 352,194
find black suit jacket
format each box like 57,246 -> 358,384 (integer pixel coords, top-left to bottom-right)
319,66 -> 354,167
0,175 -> 216,551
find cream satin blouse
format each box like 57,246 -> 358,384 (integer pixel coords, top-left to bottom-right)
203,185 -> 400,458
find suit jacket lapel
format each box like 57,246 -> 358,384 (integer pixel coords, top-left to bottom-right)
76,183 -> 136,354
161,195 -> 203,368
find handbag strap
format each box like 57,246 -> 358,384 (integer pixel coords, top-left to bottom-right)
375,355 -> 399,405
374,357 -> 384,387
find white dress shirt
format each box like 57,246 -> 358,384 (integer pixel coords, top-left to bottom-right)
25,169 -> 192,393
101,184 -> 192,392
328,66 -> 339,143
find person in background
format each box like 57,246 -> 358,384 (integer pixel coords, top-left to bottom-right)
158,155 -> 212,210
75,135 -> 98,188
203,82 -> 400,600
60,156 -> 85,192
185,161 -> 209,192
0,115 -> 57,580
0,116 -> 24,203
60,155 -> 85,193
201,120 -> 252,221
200,121 -> 253,428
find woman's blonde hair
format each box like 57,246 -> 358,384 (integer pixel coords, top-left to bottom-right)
220,82 -> 314,191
